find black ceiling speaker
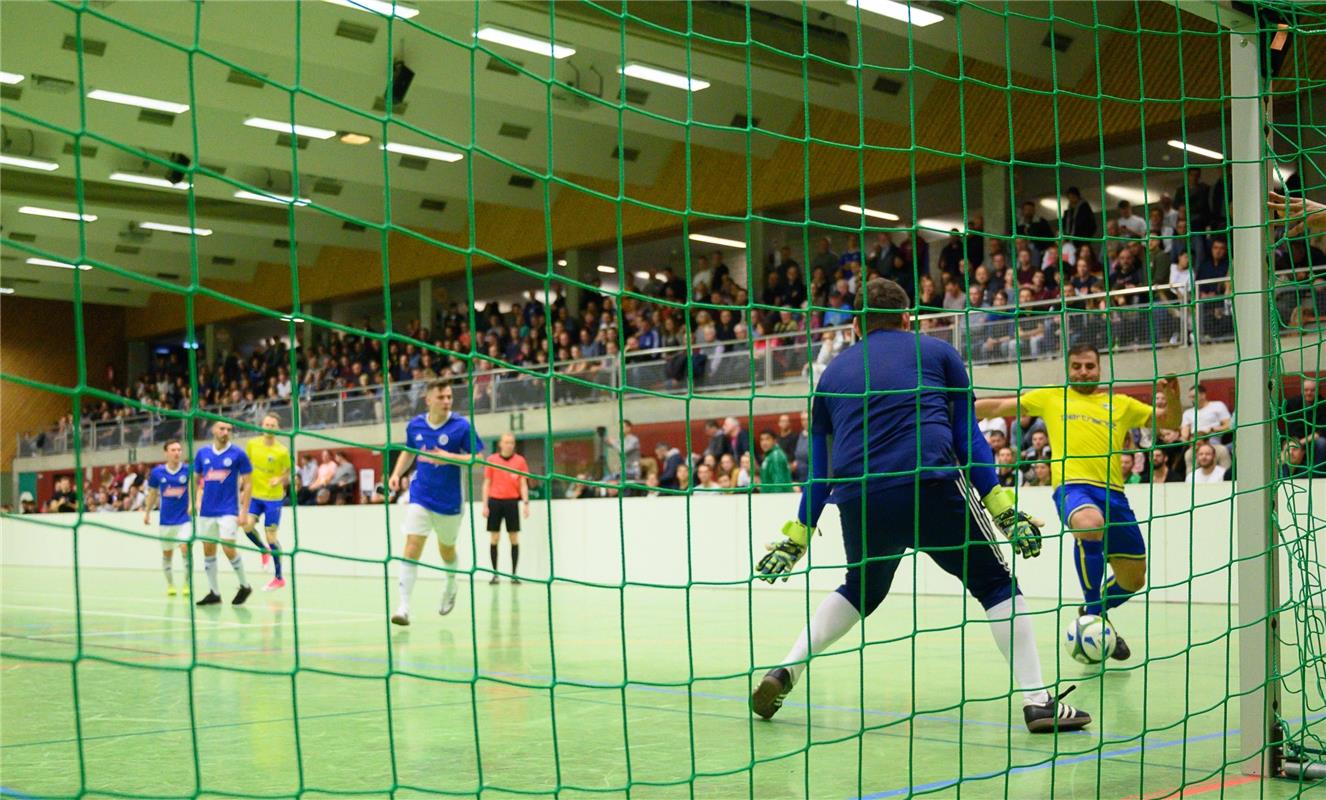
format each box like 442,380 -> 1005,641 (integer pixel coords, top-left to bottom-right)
391,61 -> 415,104
166,152 -> 191,184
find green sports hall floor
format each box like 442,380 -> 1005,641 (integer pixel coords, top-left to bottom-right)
1,563 -> 1320,800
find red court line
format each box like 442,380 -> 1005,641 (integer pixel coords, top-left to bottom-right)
1121,773 -> 1260,800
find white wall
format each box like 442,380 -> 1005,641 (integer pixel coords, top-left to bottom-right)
3,483 -> 1316,605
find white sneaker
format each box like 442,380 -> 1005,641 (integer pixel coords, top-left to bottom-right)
390,607 -> 410,626
439,583 -> 458,616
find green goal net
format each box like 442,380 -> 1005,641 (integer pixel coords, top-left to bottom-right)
1,1 -> 1325,798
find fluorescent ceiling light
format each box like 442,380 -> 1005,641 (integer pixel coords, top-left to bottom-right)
689,233 -> 746,249
0,154 -> 59,171
27,257 -> 92,271
847,0 -> 945,27
19,206 -> 97,222
476,26 -> 575,59
109,171 -> 190,190
556,258 -> 568,267
597,265 -> 616,274
244,117 -> 337,140
839,203 -> 900,222
634,271 -> 651,280
1105,184 -> 1160,206
322,0 -> 419,19
139,221 -> 213,236
1166,139 -> 1224,161
619,63 -> 709,92
654,271 -> 668,280
234,189 -> 311,207
339,131 -> 371,145
0,71 -> 23,85
382,142 -> 464,162
1039,197 -> 1060,212
0,287 -> 14,295
87,89 -> 189,114
917,218 -> 963,235
280,315 -> 305,323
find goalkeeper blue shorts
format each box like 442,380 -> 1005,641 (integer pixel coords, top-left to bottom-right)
1052,483 -> 1145,558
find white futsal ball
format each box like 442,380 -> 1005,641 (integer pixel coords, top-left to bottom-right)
1065,614 -> 1116,664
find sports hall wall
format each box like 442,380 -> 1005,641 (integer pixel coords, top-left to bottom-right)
4,482 -> 1313,607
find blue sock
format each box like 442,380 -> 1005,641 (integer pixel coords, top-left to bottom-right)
269,540 -> 282,579
1103,575 -> 1135,612
244,529 -> 265,552
1074,539 -> 1106,616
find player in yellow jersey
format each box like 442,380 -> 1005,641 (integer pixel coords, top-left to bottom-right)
243,413 -> 292,592
975,344 -> 1154,661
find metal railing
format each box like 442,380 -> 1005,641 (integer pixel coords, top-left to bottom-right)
17,272 -> 1321,459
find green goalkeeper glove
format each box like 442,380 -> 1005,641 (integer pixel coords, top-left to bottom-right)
756,520 -> 812,583
982,486 -> 1044,559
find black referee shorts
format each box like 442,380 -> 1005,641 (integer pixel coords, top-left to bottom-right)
835,478 -> 1016,616
487,498 -> 521,533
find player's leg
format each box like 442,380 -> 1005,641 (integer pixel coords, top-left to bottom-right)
393,528 -> 429,625
177,539 -> 191,597
505,501 -> 521,583
434,512 -> 462,615
487,507 -> 502,584
242,499 -> 269,564
753,491 -> 903,720
940,479 -> 1091,732
261,502 -> 285,591
197,519 -> 223,605
161,544 -> 177,595
1057,486 -> 1108,615
218,516 -> 252,605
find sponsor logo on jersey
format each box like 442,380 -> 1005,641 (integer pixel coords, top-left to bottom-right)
164,486 -> 187,498
205,469 -> 232,482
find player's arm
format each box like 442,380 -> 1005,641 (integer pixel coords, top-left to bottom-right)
389,449 -> 416,493
194,474 -> 206,516
274,454 -> 292,488
237,472 -> 252,528
756,398 -> 829,583
520,464 -> 530,517
480,464 -> 491,517
974,396 -> 1020,420
143,485 -> 158,525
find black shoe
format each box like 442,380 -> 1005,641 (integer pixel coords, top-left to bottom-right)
196,591 -> 222,606
1024,685 -> 1092,733
751,667 -> 793,720
511,576 -> 521,585
1078,607 -> 1131,662
233,585 -> 253,606
489,574 -> 500,585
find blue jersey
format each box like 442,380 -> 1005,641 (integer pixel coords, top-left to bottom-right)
807,328 -> 997,517
405,413 -> 482,515
193,444 -> 252,518
148,463 -> 192,526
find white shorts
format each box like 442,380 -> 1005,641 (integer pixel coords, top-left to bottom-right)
158,524 -> 190,545
401,503 -> 463,546
197,515 -> 239,542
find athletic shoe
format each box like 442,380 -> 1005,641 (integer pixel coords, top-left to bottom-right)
391,608 -> 410,626
751,667 -> 793,721
511,576 -> 521,585
489,574 -> 500,585
264,577 -> 286,592
1024,686 -> 1092,733
233,585 -> 253,606
182,584 -> 190,597
439,583 -> 458,616
167,585 -> 177,597
196,591 -> 222,606
1078,606 -> 1132,662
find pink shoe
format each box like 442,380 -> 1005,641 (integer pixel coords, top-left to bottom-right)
264,577 -> 285,592
261,552 -> 271,569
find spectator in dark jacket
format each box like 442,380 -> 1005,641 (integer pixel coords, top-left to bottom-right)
1060,186 -> 1097,246
654,443 -> 684,490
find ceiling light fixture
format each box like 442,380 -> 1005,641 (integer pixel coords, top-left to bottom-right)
917,218 -> 963,235
87,89 -> 189,114
839,203 -> 900,221
19,205 -> 97,222
476,26 -> 575,59
234,189 -> 312,207
339,131 -> 371,145
382,142 -> 464,162
0,71 -> 24,85
597,265 -> 616,274
243,117 -> 337,140
619,63 -> 709,92
0,287 -> 14,295
0,154 -> 59,171
139,221 -> 213,236
688,233 -> 746,249
556,258 -> 568,267
280,314 -> 305,323
1166,139 -> 1224,161
322,0 -> 419,19
26,257 -> 93,271
1105,185 -> 1160,206
109,171 -> 190,190
847,0 -> 945,27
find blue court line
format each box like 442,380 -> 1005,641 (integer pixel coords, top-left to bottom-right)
0,789 -> 37,799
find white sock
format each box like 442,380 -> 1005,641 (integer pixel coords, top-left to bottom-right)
162,555 -> 174,586
782,591 -> 862,685
443,556 -> 458,591
985,595 -> 1051,706
204,556 -> 220,594
229,556 -> 249,589
399,562 -> 418,611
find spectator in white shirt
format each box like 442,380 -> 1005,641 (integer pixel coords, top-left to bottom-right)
1185,441 -> 1228,483
1181,383 -> 1233,469
1116,200 -> 1148,238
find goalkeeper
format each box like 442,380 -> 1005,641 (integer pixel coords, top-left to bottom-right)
752,278 -> 1090,734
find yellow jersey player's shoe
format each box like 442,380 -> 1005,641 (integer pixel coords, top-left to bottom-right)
181,583 -> 190,597
167,585 -> 177,597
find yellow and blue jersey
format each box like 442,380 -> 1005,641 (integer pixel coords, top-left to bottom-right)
1018,387 -> 1152,490
246,437 -> 291,502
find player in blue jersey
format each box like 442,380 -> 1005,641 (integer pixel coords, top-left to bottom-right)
388,380 -> 483,625
751,278 -> 1091,733
193,421 -> 255,606
143,439 -> 193,597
